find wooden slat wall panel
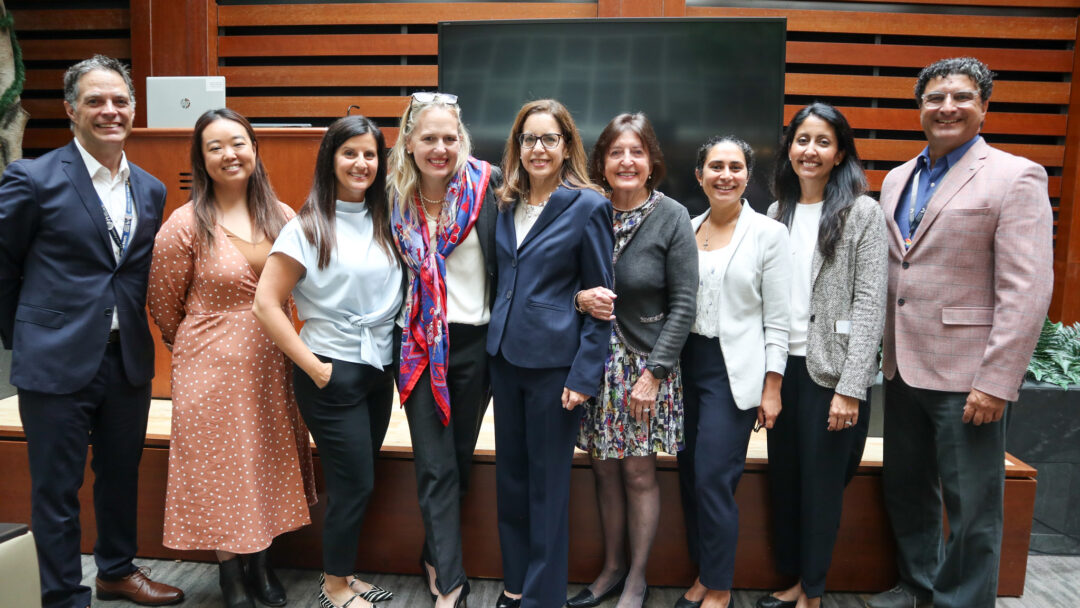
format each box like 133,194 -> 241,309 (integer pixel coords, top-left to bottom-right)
19,39 -> 130,61
687,6 -> 1075,39
787,41 -> 1073,73
213,0 -> 598,141
219,65 -> 438,88
217,3 -> 597,26
11,4 -> 132,156
786,74 -> 1070,104
9,8 -> 129,31
218,34 -> 438,58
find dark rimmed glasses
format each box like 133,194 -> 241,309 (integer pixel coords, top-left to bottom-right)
519,132 -> 564,150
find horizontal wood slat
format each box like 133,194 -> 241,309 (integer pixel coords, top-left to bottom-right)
20,98 -> 66,120
687,7 -> 1076,40
218,34 -> 438,58
218,3 -> 597,27
9,9 -> 129,31
857,138 -> 1063,167
22,128 -> 71,152
219,65 -> 437,88
19,38 -> 130,61
783,105 -> 1068,137
835,0 -> 1080,7
787,41 -> 1073,74
24,69 -> 65,91
787,74 -> 1070,104
865,171 -> 1061,197
229,96 -> 410,119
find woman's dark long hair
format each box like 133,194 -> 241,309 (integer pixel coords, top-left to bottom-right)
189,108 -> 285,253
299,115 -> 392,269
771,102 -> 866,261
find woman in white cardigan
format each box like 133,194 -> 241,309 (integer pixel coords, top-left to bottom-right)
675,136 -> 791,608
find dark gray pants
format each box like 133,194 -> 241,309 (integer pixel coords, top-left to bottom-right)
293,356 -> 393,576
882,373 -> 1006,608
403,323 -> 489,594
19,342 -> 150,608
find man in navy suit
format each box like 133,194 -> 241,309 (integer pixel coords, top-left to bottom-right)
0,55 -> 183,608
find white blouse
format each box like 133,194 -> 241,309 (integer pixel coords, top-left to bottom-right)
271,201 -> 403,369
690,244 -> 735,339
424,213 -> 490,325
788,201 -> 823,356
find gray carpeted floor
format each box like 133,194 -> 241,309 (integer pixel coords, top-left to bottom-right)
78,553 -> 1080,607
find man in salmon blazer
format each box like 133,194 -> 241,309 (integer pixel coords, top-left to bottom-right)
866,57 -> 1053,608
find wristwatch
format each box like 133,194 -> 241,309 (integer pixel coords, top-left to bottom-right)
645,362 -> 669,380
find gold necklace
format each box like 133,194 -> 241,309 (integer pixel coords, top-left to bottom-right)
418,187 -> 445,206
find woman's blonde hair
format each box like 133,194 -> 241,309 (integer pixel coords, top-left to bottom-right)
496,99 -> 599,210
386,93 -> 472,214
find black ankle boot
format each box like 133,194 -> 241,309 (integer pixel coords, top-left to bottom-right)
246,549 -> 287,606
219,557 -> 255,608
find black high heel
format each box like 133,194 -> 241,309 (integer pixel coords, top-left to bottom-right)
419,557 -> 437,602
495,590 -> 521,608
453,580 -> 470,608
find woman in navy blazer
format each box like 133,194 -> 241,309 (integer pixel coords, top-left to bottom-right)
486,99 -> 614,608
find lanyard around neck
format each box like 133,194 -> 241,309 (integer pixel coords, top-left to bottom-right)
101,179 -> 135,259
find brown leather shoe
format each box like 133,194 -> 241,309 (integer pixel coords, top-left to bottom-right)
96,567 -> 185,605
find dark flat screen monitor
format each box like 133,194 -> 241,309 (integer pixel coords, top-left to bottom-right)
438,18 -> 787,215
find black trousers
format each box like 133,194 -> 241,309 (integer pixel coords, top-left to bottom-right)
677,333 -> 757,591
490,353 -> 582,608
18,342 -> 151,608
293,355 -> 393,576
766,356 -> 869,598
882,373 -> 1006,608
403,323 -> 489,594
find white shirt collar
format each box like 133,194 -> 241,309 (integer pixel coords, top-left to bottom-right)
72,137 -> 130,183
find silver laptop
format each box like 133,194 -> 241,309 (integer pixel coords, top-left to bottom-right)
146,76 -> 226,128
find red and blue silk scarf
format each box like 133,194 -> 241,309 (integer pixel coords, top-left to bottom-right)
392,156 -> 492,426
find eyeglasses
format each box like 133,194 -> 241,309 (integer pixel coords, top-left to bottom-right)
519,132 -> 564,150
920,90 -> 980,109
410,92 -> 458,105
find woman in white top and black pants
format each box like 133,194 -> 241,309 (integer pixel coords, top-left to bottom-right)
757,104 -> 887,608
387,92 -> 498,608
254,115 -> 402,608
676,136 -> 791,608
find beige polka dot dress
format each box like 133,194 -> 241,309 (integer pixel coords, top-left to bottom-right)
148,202 -> 317,553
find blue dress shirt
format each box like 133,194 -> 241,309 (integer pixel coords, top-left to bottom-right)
896,135 -> 981,248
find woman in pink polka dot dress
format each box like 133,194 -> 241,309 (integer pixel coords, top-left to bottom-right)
148,108 -> 317,608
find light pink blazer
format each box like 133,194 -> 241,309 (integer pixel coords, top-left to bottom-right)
880,137 -> 1053,402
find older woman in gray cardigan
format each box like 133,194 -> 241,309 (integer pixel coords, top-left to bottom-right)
757,103 -> 887,608
570,113 -> 697,608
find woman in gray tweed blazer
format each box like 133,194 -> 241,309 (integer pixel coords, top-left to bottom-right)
757,103 -> 888,608
570,113 -> 697,608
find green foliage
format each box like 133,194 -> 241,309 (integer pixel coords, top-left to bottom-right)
1027,317 -> 1080,389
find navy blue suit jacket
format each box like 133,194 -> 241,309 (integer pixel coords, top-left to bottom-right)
0,141 -> 166,393
486,185 -> 614,396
